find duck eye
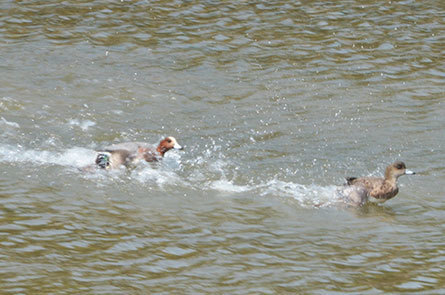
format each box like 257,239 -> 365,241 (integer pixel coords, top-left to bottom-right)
167,139 -> 172,143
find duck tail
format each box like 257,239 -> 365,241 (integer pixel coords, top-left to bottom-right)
95,153 -> 110,169
346,177 -> 357,185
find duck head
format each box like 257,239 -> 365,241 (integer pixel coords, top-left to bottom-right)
156,136 -> 183,156
385,161 -> 415,180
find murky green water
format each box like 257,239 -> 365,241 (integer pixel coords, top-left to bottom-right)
1,0 -> 444,293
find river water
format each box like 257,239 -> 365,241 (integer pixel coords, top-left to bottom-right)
1,0 -> 444,293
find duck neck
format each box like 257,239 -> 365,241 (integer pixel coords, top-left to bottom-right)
384,170 -> 398,186
156,145 -> 166,157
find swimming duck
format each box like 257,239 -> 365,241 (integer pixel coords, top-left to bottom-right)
95,136 -> 183,170
344,161 -> 415,203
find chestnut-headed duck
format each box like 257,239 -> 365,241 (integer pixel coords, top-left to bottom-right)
95,136 -> 183,170
344,161 -> 415,204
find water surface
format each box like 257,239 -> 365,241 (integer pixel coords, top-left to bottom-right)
1,0 -> 444,293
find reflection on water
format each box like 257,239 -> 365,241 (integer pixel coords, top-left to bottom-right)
1,0 -> 444,293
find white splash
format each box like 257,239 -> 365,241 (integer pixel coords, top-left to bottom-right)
209,179 -> 251,193
132,165 -> 186,188
0,144 -> 96,168
260,179 -> 342,207
69,119 -> 96,131
0,117 -> 20,128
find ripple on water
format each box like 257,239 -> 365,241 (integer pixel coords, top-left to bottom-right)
0,0 -> 444,293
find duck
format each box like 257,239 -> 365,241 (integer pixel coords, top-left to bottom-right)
343,161 -> 415,204
95,136 -> 183,170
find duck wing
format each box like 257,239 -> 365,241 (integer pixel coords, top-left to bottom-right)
345,176 -> 383,192
103,142 -> 154,154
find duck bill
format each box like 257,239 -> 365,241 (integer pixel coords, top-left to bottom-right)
405,170 -> 415,175
174,143 -> 183,150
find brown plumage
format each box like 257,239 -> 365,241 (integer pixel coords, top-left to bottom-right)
345,161 -> 415,203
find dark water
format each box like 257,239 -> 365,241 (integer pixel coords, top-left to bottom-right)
1,0 -> 444,293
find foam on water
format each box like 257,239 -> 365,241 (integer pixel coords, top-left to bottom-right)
131,165 -> 186,188
202,177 -> 345,207
209,179 -> 251,193
0,117 -> 20,128
68,119 -> 96,131
259,179 -> 343,208
0,144 -> 96,168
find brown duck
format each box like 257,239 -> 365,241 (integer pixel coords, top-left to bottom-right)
345,161 -> 415,203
